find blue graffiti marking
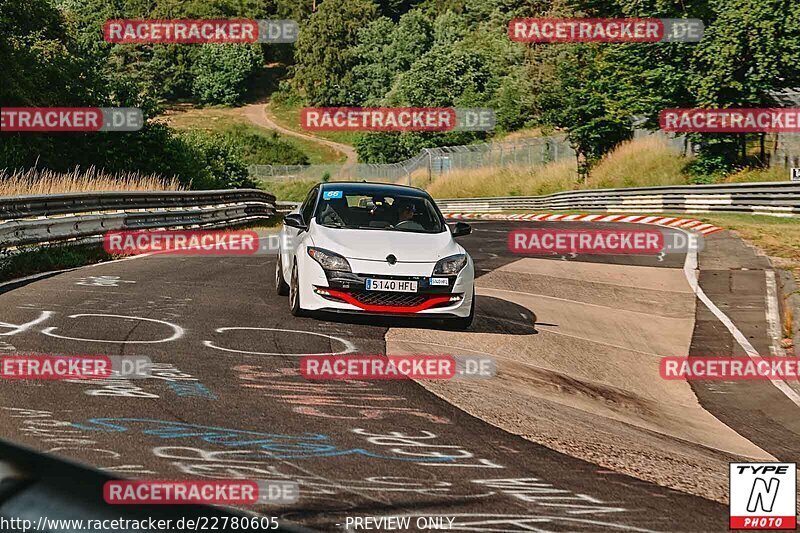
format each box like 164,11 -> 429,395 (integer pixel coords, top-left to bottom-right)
167,381 -> 217,399
71,418 -> 462,462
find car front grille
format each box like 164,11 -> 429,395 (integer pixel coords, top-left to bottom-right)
350,290 -> 430,308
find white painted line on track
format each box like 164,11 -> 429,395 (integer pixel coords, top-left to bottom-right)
765,271 -> 784,358
681,230 -> 800,408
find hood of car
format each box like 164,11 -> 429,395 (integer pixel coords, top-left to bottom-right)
311,225 -> 461,263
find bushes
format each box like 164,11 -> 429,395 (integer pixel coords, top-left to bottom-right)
169,131 -> 257,190
220,124 -> 310,166
0,126 -> 257,192
191,45 -> 264,105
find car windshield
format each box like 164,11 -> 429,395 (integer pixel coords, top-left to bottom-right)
314,189 -> 445,234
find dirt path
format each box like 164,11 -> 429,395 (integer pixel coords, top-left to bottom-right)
242,103 -> 358,165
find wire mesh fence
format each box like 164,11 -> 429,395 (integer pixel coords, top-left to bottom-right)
248,129 -> 796,184
249,136 -> 577,184
770,133 -> 800,169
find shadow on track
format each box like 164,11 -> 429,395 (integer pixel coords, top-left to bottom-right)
311,295 -> 539,335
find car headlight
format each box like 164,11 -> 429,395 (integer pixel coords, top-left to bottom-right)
307,247 -> 352,272
433,254 -> 467,276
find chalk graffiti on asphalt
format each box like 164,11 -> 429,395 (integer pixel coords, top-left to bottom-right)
352,429 -> 505,469
65,362 -> 216,400
0,310 -> 53,337
1,407 -> 155,475
75,276 -> 136,287
153,446 -> 494,504
72,418 -> 491,464
0,309 -> 184,344
471,478 -> 627,515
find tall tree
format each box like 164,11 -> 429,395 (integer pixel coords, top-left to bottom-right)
293,0 -> 378,105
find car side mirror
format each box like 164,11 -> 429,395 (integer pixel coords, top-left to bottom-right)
284,213 -> 307,231
451,222 -> 472,237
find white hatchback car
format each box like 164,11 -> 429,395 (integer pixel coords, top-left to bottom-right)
276,182 -> 475,329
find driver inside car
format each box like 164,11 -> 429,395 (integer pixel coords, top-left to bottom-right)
394,200 -> 425,231
319,196 -> 349,226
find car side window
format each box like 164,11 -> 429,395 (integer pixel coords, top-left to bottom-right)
300,187 -> 318,224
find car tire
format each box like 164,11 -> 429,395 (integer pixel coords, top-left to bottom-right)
448,289 -> 475,330
289,263 -> 305,317
275,255 -> 289,296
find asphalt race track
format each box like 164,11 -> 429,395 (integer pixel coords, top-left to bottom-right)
0,220 -> 769,532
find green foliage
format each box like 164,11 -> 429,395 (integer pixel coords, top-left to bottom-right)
6,0 -> 799,187
0,0 -> 97,106
591,0 -> 800,174
492,67 -> 536,132
299,4 -> 532,162
537,45 -> 633,179
173,131 -> 257,189
346,17 -> 398,104
691,0 -> 800,107
191,44 -> 263,105
353,133 -> 410,163
389,44 -> 492,106
1,0 -> 267,189
60,0 -> 272,106
293,0 -> 378,105
220,124 -> 310,165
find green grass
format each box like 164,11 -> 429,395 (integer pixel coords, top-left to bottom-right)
425,136 -> 791,199
722,166 -> 792,183
159,106 -> 341,165
258,178 -> 320,201
268,129 -> 348,164
692,213 -> 800,276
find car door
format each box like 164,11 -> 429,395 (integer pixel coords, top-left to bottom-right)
282,185 -> 319,276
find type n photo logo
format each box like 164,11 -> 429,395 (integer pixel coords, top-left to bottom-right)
730,463 -> 797,530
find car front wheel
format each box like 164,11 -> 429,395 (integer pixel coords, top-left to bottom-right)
275,255 -> 290,296
289,263 -> 305,317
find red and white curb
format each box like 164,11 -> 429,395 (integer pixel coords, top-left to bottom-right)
445,212 -> 723,235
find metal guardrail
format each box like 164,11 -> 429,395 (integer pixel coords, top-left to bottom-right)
0,189 -> 277,251
1,181 -> 794,255
435,181 -> 800,217
276,201 -> 300,214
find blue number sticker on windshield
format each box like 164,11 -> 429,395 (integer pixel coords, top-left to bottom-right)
323,190 -> 343,200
